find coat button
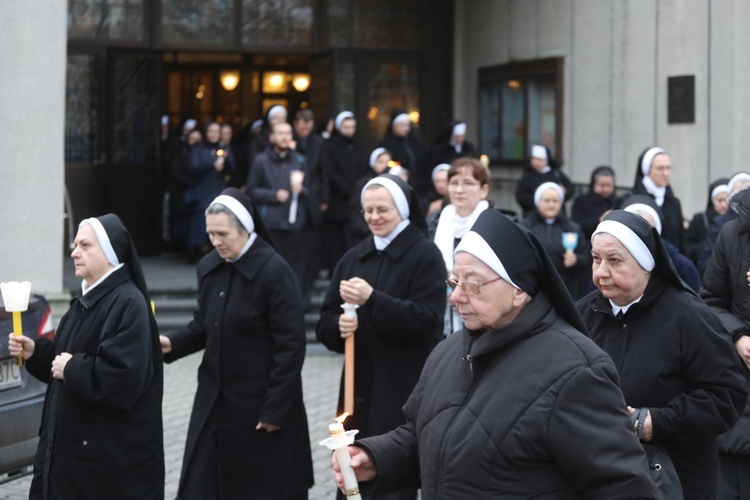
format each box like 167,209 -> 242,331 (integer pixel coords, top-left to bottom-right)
622,323 -> 627,329
214,322 -> 219,328
82,440 -> 88,446
219,291 -> 225,299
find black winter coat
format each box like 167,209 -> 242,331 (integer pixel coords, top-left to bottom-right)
246,148 -> 309,231
164,239 -> 313,498
631,181 -> 684,251
26,268 -> 164,500
187,141 -> 235,210
578,275 -> 747,500
515,167 -> 575,217
357,293 -> 657,498
521,211 -> 591,300
316,224 -> 445,438
701,206 -> 750,457
377,133 -> 426,195
321,134 -> 368,222
571,190 -> 618,240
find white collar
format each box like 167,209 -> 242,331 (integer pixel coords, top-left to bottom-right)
373,220 -> 410,251
433,201 -> 489,274
641,176 -> 666,206
81,263 -> 125,296
609,295 -> 643,316
537,165 -> 552,174
226,232 -> 257,262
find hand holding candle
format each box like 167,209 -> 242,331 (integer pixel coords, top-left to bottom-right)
1,281 -> 32,366
562,232 -> 578,268
214,149 -> 225,171
320,413 -> 363,499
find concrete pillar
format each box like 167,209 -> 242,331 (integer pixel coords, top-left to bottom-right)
0,2 -> 67,297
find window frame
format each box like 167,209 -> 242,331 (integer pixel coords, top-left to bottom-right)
478,57 -> 564,166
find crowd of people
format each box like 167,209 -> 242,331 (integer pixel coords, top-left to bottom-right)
8,104 -> 750,499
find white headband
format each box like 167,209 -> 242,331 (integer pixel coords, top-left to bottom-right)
533,182 -> 565,207
369,147 -> 388,168
711,184 -> 729,201
161,115 -> 168,126
530,145 -> 547,161
592,220 -> 655,271
267,105 -> 286,120
335,111 -> 355,130
361,177 -> 409,220
392,113 -> 410,126
432,163 -> 450,181
250,119 -> 263,131
184,119 -> 196,131
640,147 -> 666,176
454,231 -> 520,290
79,218 -> 119,266
208,195 -> 255,234
452,122 -> 467,137
624,203 -> 662,235
728,173 -> 750,193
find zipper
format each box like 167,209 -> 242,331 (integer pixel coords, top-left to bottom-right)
462,354 -> 473,378
435,353 -> 478,498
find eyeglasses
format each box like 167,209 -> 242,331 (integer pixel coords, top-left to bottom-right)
446,276 -> 502,296
361,207 -> 394,216
448,181 -> 480,189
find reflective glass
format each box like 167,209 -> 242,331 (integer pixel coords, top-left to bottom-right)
242,0 -> 313,47
500,80 -> 526,159
527,79 -> 557,157
365,62 -> 419,148
68,0 -> 144,40
326,0 -> 424,49
65,55 -> 98,164
161,0 -> 233,45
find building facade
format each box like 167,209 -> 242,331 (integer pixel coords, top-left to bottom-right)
454,0 -> 750,216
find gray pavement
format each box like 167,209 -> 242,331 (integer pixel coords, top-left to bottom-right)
1,343 -> 343,499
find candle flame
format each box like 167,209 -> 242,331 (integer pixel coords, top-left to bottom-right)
217,149 -> 225,157
335,412 -> 349,424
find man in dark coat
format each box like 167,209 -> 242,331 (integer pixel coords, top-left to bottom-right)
578,210 -> 747,500
317,174 -> 445,500
161,188 -> 313,499
700,185 -> 750,498
10,214 -> 164,500
246,121 -> 309,292
331,209 -> 657,498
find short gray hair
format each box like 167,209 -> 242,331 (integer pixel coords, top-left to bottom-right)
205,203 -> 247,233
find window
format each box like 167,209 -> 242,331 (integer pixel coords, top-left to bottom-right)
68,0 -> 144,40
478,58 -> 563,163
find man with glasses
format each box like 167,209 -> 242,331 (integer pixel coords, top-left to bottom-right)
330,209 -> 656,498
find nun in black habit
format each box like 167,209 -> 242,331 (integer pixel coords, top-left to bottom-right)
376,109 -> 426,198
630,146 -> 685,251
10,214 -> 165,500
684,177 -> 729,266
161,188 -> 313,499
577,210 -> 747,500
423,120 -> 476,197
316,174 -> 445,500
329,209 -> 656,498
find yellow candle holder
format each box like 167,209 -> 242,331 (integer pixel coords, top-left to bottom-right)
1,281 -> 32,366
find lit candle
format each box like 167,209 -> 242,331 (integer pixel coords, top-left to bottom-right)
320,413 -> 362,500
480,154 -> 489,169
289,170 -> 305,225
1,281 -> 32,366
341,303 -> 359,415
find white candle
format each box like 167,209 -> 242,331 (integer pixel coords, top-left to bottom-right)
328,422 -> 362,500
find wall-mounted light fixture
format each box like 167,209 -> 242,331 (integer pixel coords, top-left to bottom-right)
220,70 -> 240,91
292,73 -> 310,92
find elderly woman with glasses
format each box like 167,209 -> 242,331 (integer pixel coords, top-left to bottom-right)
432,157 -> 491,334
577,210 -> 747,500
317,173 -> 445,500
329,209 -> 657,498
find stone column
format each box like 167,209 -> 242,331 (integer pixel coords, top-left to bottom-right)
0,2 -> 67,299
